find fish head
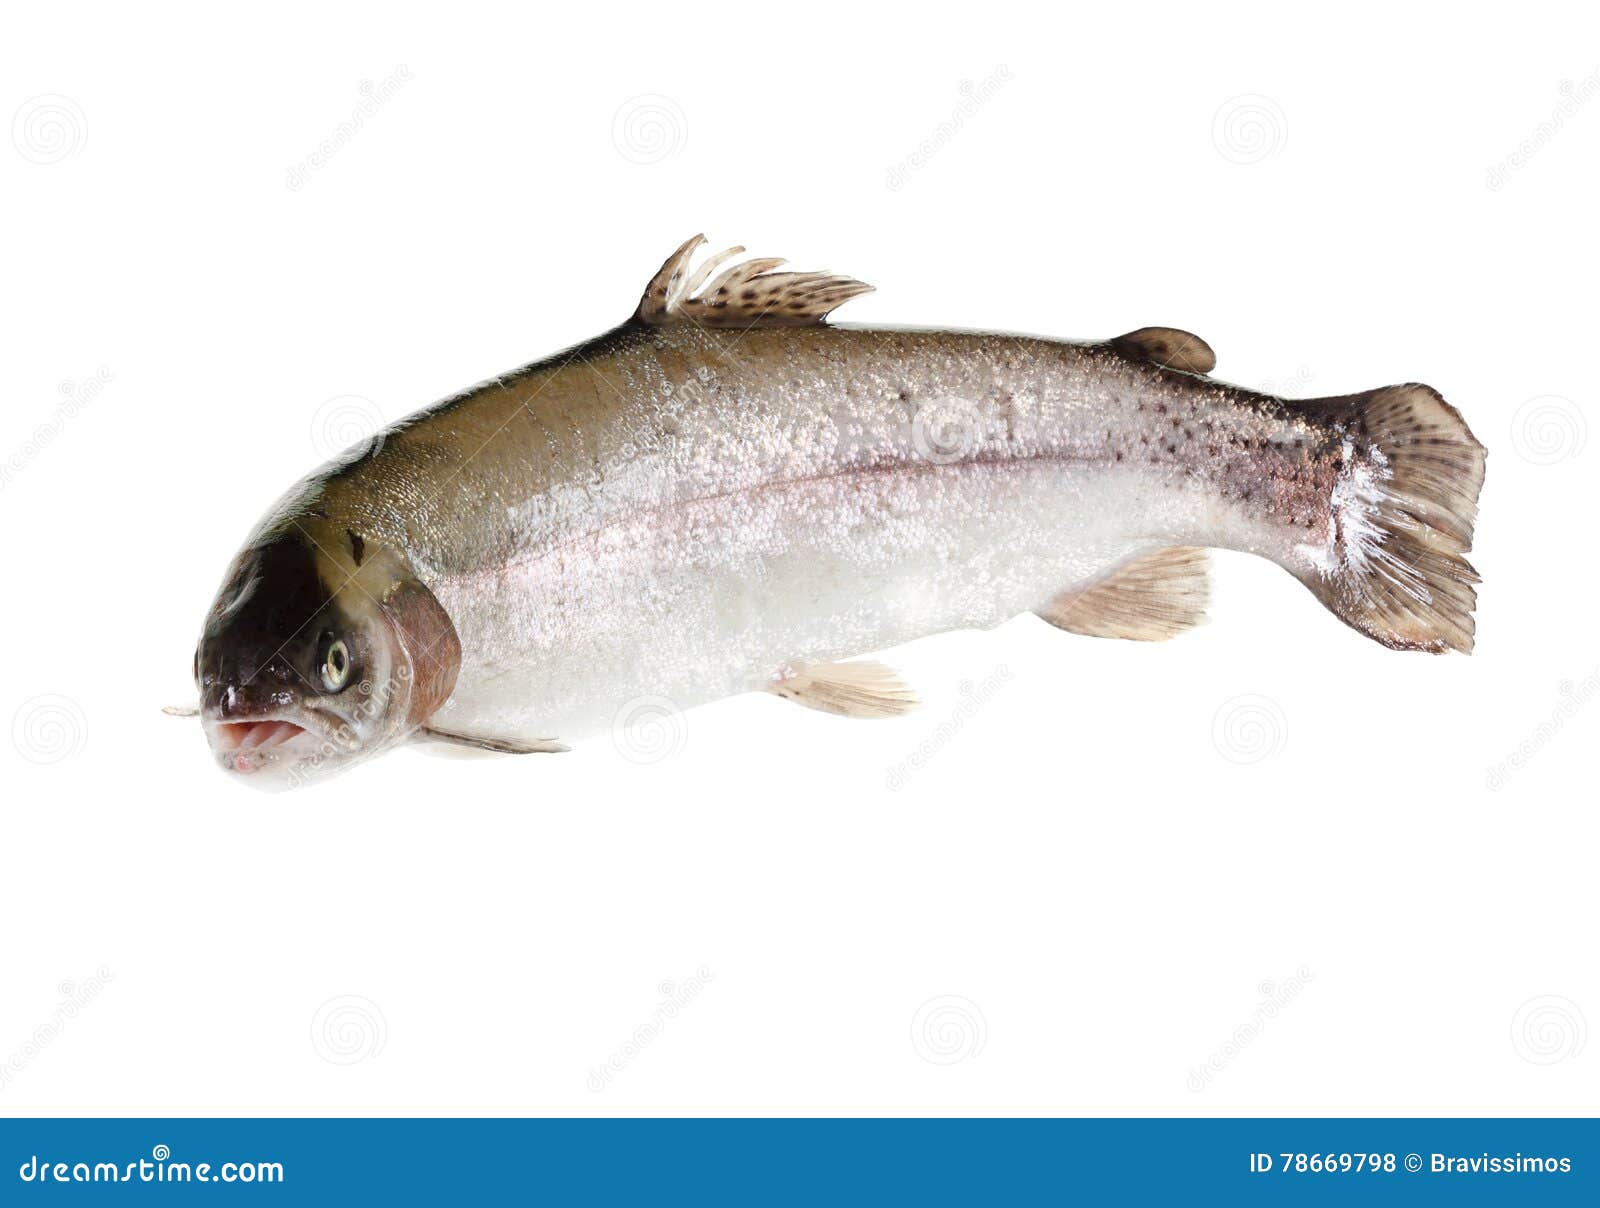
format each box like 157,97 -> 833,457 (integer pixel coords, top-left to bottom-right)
195,522 -> 460,790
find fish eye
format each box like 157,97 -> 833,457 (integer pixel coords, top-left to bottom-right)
319,636 -> 352,692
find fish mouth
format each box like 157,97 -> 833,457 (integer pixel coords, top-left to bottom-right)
214,719 -> 307,754
205,711 -> 344,776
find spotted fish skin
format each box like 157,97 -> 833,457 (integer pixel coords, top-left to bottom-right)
194,237 -> 1485,786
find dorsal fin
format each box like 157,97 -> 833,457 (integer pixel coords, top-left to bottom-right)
1110,327 -> 1216,374
637,235 -> 874,329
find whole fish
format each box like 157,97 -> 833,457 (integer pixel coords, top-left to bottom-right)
193,235 -> 1485,788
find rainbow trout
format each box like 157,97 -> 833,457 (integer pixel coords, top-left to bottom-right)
191,235 -> 1485,788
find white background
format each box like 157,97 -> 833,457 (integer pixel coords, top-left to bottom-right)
1,1 -> 1594,1116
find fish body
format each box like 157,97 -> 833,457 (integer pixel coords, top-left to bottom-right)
194,237 -> 1485,787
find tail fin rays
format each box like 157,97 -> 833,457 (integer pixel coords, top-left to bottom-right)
1296,384 -> 1485,653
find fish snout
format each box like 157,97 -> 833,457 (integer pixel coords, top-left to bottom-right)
199,667 -> 317,777
201,661 -> 301,719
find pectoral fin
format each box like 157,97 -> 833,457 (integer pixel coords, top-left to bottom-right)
766,659 -> 917,719
162,704 -> 199,717
1038,547 -> 1210,641
419,727 -> 570,754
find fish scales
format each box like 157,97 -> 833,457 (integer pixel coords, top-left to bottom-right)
324,327 -> 1329,737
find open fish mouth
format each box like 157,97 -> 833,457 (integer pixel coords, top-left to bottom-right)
214,719 -> 307,753
206,715 -> 326,775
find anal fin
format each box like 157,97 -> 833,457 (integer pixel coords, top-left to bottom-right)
1038,547 -> 1209,641
767,659 -> 917,719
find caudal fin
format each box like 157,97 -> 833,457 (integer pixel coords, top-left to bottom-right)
1297,383 -> 1486,653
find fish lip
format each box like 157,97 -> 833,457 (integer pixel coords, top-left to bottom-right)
203,705 -> 348,743
203,707 -> 357,775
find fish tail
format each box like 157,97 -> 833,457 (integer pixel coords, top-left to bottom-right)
1294,383 -> 1486,653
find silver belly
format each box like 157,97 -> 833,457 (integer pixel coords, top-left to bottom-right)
425,456 -> 1235,742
